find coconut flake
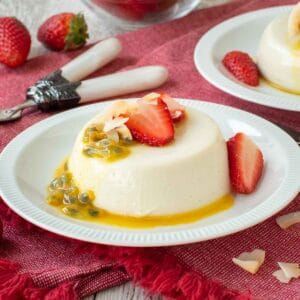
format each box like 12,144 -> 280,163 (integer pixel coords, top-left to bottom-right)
143,92 -> 160,102
117,125 -> 132,141
103,117 -> 129,133
232,249 -> 265,274
102,100 -> 137,120
106,130 -> 119,143
278,262 -> 300,279
273,262 -> 300,283
272,270 -> 291,283
276,211 -> 300,229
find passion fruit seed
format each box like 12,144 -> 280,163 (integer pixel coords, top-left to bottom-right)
90,131 -> 107,142
96,138 -> 111,147
47,190 -> 64,206
62,206 -> 79,216
98,148 -> 111,157
60,172 -> 72,186
83,146 -> 97,157
110,145 -> 123,154
63,193 -> 77,205
87,126 -> 98,133
78,192 -> 90,204
49,177 -> 64,191
88,208 -> 99,217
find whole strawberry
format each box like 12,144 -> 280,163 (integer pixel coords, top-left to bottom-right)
222,51 -> 259,86
0,17 -> 31,67
38,13 -> 89,51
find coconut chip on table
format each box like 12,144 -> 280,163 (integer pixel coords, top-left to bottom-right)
276,211 -> 300,229
272,262 -> 300,283
232,249 -> 265,274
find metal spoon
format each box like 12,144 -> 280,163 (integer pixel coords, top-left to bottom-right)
0,37 -> 122,122
0,66 -> 168,123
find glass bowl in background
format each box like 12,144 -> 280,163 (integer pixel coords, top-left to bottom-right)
82,0 -> 201,28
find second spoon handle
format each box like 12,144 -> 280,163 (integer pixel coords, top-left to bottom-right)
61,37 -> 122,82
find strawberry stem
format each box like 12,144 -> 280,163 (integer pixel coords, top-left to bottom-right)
65,13 -> 89,50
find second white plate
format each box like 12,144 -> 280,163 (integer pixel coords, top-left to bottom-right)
0,100 -> 299,247
194,5 -> 300,112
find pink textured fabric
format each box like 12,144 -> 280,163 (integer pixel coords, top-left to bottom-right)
0,0 -> 299,299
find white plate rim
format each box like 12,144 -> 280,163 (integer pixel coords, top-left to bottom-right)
194,5 -> 300,112
0,100 -> 299,247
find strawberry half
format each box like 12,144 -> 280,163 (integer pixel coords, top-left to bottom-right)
227,133 -> 264,194
222,51 -> 259,86
125,98 -> 174,146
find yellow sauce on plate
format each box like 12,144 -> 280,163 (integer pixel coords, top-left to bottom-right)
47,160 -> 234,229
262,77 -> 300,96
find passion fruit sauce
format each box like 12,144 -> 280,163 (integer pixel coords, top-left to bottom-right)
47,160 -> 234,228
47,122 -> 234,228
82,125 -> 132,162
47,161 -> 100,219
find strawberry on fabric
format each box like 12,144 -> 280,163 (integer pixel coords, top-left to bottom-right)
143,92 -> 185,123
227,133 -> 264,194
222,51 -> 259,86
0,17 -> 31,67
37,13 -> 89,51
125,98 -> 174,146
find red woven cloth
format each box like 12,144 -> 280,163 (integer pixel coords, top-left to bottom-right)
0,0 -> 300,299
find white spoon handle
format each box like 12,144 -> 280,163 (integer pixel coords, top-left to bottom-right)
61,37 -> 122,82
77,66 -> 168,103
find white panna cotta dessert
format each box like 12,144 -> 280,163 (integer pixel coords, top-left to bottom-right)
68,95 -> 230,218
257,2 -> 300,93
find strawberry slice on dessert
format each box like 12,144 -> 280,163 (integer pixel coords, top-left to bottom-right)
227,132 -> 264,194
160,93 -> 185,122
143,92 -> 185,123
125,98 -> 174,146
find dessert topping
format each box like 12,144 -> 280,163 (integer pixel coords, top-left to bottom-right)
143,92 -> 186,122
47,164 -> 100,218
273,262 -> 300,283
232,249 -> 265,274
222,51 -> 259,86
103,116 -> 133,143
276,211 -> 300,229
227,133 -> 264,194
103,116 -> 129,132
82,125 -> 131,161
160,93 -> 185,122
125,97 -> 175,146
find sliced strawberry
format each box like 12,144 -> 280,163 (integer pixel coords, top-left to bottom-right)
142,92 -> 185,123
125,98 -> 174,146
227,133 -> 264,194
160,93 -> 185,122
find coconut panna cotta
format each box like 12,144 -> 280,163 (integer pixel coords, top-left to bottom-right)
46,93 -> 263,228
257,2 -> 300,93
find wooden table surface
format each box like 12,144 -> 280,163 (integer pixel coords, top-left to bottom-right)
0,0 -> 228,298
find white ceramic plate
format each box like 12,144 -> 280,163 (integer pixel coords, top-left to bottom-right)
194,6 -> 300,112
0,100 -> 299,247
